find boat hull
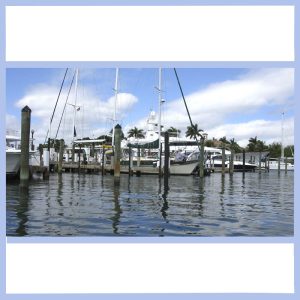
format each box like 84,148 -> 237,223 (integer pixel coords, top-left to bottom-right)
107,160 -> 199,175
6,150 -> 21,176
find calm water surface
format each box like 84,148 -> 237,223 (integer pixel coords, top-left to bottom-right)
6,172 -> 293,236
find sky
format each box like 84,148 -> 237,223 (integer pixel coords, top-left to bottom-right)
6,68 -> 294,147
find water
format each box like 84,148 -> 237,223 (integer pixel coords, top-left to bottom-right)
6,171 -> 293,236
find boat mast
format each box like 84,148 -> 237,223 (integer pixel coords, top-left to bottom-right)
72,69 -> 79,146
281,111 -> 284,159
158,68 -> 162,164
112,68 -> 119,147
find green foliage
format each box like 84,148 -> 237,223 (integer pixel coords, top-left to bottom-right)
127,127 -> 145,139
167,127 -> 181,137
185,124 -> 203,139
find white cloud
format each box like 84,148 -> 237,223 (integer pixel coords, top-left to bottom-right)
208,117 -> 294,147
161,68 -> 294,131
6,114 -> 19,132
15,83 -> 138,144
131,68 -> 294,145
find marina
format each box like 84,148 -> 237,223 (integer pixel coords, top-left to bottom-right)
6,68 -> 294,237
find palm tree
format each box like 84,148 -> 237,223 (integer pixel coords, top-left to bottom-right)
167,127 -> 181,137
127,127 -> 145,139
247,136 -> 258,152
229,138 -> 242,153
185,124 -> 203,139
219,136 -> 229,144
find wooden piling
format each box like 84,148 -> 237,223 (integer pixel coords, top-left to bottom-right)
221,147 -> 226,176
258,151 -> 262,173
128,146 -> 132,176
285,157 -> 288,174
242,149 -> 246,173
199,137 -> 205,178
71,143 -> 75,163
101,146 -> 105,175
164,132 -> 170,188
58,139 -> 64,174
114,124 -> 122,182
78,144 -> 81,173
229,149 -> 234,175
20,106 -> 31,182
137,146 -> 141,168
278,157 -> 281,174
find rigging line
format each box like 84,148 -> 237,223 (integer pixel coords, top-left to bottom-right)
55,70 -> 76,140
50,68 -> 69,124
173,68 -> 201,152
44,68 -> 69,143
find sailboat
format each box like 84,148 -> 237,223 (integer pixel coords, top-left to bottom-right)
104,68 -> 201,175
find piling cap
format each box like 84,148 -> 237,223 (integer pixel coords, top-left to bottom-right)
22,105 -> 31,112
115,124 -> 122,129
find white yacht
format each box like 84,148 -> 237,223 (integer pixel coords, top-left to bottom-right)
264,158 -> 294,171
6,133 -> 22,176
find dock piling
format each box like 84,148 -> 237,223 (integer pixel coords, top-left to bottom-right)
199,137 -> 205,178
278,157 -> 281,174
229,149 -> 234,175
114,124 -> 122,183
20,106 -> 31,182
242,149 -> 246,173
221,147 -> 226,176
285,157 -> 288,174
58,139 -> 64,174
258,151 -> 262,173
164,132 -> 170,189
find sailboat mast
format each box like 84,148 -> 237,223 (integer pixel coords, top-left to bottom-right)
281,111 -> 284,159
112,68 -> 119,147
72,69 -> 79,145
158,68 -> 162,162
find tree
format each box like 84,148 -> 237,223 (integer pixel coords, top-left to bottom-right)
219,136 -> 229,144
127,127 -> 145,139
247,136 -> 258,152
268,142 -> 281,157
167,127 -> 181,137
229,138 -> 242,153
185,124 -> 203,140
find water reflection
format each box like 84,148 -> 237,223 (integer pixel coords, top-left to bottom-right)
111,184 -> 122,234
15,185 -> 29,236
6,172 -> 294,236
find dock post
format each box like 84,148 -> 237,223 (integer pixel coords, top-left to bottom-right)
242,149 -> 246,173
71,143 -> 75,163
20,106 -> 31,182
199,137 -> 205,178
258,151 -> 262,173
58,139 -> 64,174
78,144 -> 81,173
101,145 -> 105,175
278,157 -> 281,174
137,146 -> 141,168
114,124 -> 122,183
221,147 -> 226,176
229,149 -> 234,175
285,157 -> 288,174
164,132 -> 170,189
128,146 -> 133,176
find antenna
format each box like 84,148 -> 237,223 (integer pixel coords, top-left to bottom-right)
112,68 -> 119,147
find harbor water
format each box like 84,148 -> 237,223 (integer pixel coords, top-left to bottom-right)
6,171 -> 293,236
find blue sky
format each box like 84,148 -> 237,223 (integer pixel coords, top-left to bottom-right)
6,68 -> 294,147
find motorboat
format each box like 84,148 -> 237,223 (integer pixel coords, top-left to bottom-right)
6,133 -> 22,176
263,158 -> 294,171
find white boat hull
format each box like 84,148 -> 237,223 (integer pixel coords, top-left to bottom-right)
6,150 -> 21,176
107,160 -> 199,175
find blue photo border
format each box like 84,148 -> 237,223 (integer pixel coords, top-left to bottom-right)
1,0 -> 298,299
